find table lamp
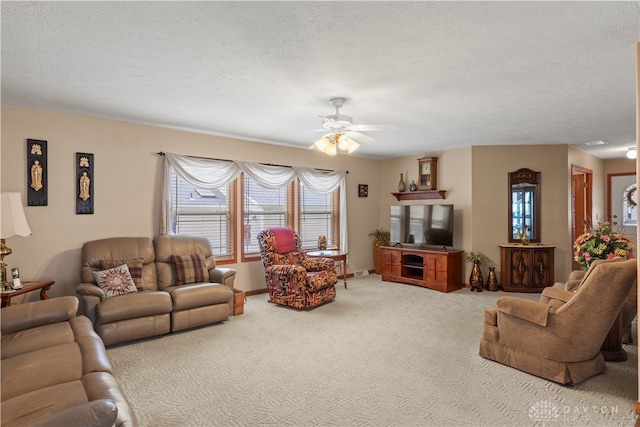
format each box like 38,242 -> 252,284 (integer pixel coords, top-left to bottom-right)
1,193 -> 32,291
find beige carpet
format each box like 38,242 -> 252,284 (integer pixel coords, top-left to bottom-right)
107,275 -> 638,426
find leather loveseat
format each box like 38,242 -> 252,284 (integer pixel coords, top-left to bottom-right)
1,296 -> 137,427
77,235 -> 235,346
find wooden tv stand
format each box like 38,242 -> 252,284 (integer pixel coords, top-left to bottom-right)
380,246 -> 463,293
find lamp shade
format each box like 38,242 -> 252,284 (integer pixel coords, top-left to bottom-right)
627,148 -> 637,159
1,193 -> 32,238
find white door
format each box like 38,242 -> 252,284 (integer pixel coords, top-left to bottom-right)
610,174 -> 637,244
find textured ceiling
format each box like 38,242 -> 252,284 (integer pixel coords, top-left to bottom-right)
1,1 -> 639,159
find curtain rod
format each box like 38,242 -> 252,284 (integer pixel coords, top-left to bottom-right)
156,152 -> 348,173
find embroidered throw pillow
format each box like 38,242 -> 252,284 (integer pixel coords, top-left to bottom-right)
93,264 -> 138,299
101,258 -> 144,289
171,254 -> 207,286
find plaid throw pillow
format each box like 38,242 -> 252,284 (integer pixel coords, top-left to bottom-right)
102,258 -> 144,289
171,254 -> 207,286
93,264 -> 138,299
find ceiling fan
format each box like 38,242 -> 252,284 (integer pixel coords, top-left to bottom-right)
312,98 -> 400,156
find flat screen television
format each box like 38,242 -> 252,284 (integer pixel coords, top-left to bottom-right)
390,204 -> 454,249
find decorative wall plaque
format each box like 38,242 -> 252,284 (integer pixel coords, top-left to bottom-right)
27,139 -> 48,206
76,152 -> 94,214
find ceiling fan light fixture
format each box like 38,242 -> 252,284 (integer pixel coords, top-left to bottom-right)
337,135 -> 360,154
627,147 -> 637,159
337,134 -> 349,150
314,135 -> 338,156
314,136 -> 331,152
311,97 -> 397,155
326,142 -> 337,156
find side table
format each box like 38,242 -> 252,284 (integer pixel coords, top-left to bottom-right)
306,250 -> 348,289
1,281 -> 55,308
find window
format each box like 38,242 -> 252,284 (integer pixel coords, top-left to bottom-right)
242,174 -> 293,258
168,168 -> 236,262
299,182 -> 340,250
162,153 -> 347,262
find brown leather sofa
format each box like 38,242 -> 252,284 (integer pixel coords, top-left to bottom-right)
77,235 -> 235,346
1,296 -> 137,427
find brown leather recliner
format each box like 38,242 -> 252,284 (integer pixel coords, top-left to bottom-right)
479,258 -> 637,384
154,234 -> 236,331
77,237 -> 173,346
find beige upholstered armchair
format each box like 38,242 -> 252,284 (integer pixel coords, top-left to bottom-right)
479,258 -> 637,384
555,262 -> 637,345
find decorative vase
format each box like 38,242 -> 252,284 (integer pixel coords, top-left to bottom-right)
521,227 -> 530,245
486,267 -> 499,291
469,260 -> 483,292
409,180 -> 418,192
317,235 -> 327,250
515,227 -> 523,241
398,173 -> 407,192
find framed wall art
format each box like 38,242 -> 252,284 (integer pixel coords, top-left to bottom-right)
27,139 -> 48,206
358,184 -> 368,198
76,152 -> 94,214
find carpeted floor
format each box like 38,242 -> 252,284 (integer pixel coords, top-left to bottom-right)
107,275 -> 638,426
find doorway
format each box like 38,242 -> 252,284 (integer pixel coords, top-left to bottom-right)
571,165 -> 593,271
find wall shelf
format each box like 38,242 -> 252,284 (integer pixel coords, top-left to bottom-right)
392,190 -> 447,201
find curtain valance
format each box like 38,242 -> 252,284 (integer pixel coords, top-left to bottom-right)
161,152 -> 348,252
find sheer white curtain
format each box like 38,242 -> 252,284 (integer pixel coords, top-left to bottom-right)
161,153 -> 242,233
162,153 -> 348,251
234,161 -> 297,188
294,166 -> 348,252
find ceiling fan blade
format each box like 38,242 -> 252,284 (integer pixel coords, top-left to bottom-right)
348,124 -> 401,132
345,131 -> 379,145
273,129 -> 327,135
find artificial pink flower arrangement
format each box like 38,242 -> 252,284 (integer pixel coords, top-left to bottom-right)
573,221 -> 634,270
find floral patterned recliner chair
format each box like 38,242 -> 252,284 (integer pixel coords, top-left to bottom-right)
257,227 -> 337,310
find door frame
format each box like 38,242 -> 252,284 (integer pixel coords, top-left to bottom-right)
607,172 -> 636,223
571,165 -> 593,270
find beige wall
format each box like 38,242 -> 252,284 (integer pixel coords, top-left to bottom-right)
605,158 -> 636,176
376,147 -> 473,252
471,145 -> 572,279
1,105 -> 382,299
375,145 -> 613,283
2,104 -> 619,300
